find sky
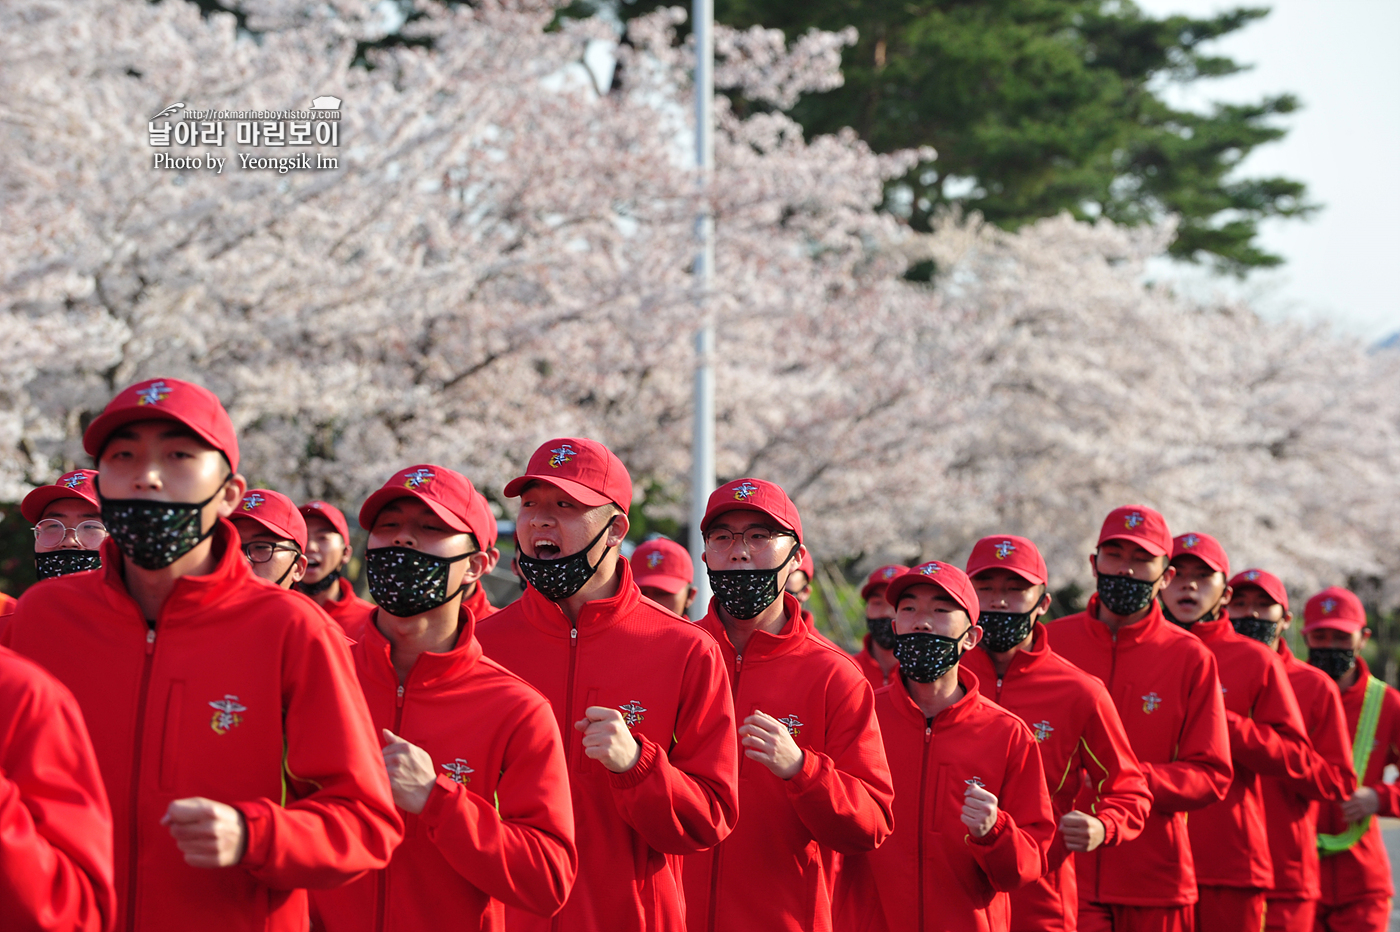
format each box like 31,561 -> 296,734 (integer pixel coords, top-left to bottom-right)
1135,0 -> 1400,343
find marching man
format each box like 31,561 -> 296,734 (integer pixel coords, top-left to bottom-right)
630,536 -> 697,617
1302,587 -> 1400,932
1226,569 -> 1355,932
683,478 -> 894,932
2,377 -> 402,932
476,438 -> 740,932
960,534 -> 1151,932
1047,505 -> 1232,932
22,468 -> 106,581
853,565 -> 905,689
296,500 -> 375,630
230,489 -> 307,589
836,560 -> 1055,931
311,465 -> 576,931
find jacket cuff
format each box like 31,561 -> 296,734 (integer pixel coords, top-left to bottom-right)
233,798 -> 274,870
968,807 -> 1009,846
784,747 -> 824,793
1098,812 -> 1118,846
418,776 -> 461,829
610,734 -> 659,789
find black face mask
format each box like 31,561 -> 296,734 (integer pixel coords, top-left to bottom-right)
1231,616 -> 1279,646
99,477 -> 229,570
1308,647 -> 1355,681
1096,572 -> 1162,617
894,624 -> 972,684
516,518 -> 616,602
366,547 -> 472,617
866,616 -> 897,650
35,549 -> 102,580
296,567 -> 341,596
708,542 -> 799,621
978,610 -> 1035,653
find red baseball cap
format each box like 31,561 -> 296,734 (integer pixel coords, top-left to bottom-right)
884,560 -> 980,624
83,378 -> 239,472
21,469 -> 101,523
468,491 -> 499,550
861,564 -> 907,601
1098,505 -> 1172,557
701,478 -> 803,543
504,438 -> 632,513
359,465 -> 485,543
1303,586 -> 1367,634
1228,568 -> 1289,613
1171,532 -> 1229,577
299,500 -> 351,544
965,535 -> 1048,586
233,489 -> 308,552
631,538 -> 694,594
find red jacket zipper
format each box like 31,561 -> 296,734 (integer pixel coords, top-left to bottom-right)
1096,630 -> 1120,904
707,653 -> 744,932
125,626 -> 157,932
376,683 -> 407,932
918,722 -> 932,929
553,627 -> 579,932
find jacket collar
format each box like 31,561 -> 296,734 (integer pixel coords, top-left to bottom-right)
463,584 -> 494,619
1082,592 -> 1169,647
992,621 -> 1052,677
1187,615 -> 1233,643
698,592 -> 808,662
1341,655 -> 1374,699
887,664 -> 984,730
99,517 -> 257,623
517,555 -> 641,638
358,605 -> 482,691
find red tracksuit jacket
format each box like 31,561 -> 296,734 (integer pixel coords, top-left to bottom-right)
475,560 -> 740,932
835,667 -> 1054,932
464,584 -> 498,619
961,624 -> 1152,932
1047,597 -> 1232,907
320,577 -> 377,634
1185,618 -> 1323,891
1262,640 -> 1355,901
0,645 -> 116,932
854,634 -> 896,691
1317,657 -> 1400,906
684,596 -> 895,932
312,609 -> 576,931
2,522 -> 403,932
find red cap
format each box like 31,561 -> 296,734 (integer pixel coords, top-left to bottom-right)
631,538 -> 694,593
84,378 -> 239,472
965,535 -> 1048,586
861,565 -> 907,601
468,491 -> 499,550
299,500 -> 350,544
1228,568 -> 1289,613
1098,505 -> 1172,557
1303,587 -> 1367,634
884,560 -> 980,624
21,469 -> 101,523
504,438 -> 632,513
701,478 -> 803,543
359,465 -> 486,544
233,489 -> 308,552
1171,532 -> 1229,577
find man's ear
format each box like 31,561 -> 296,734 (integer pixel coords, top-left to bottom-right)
461,550 -> 492,587
1036,589 -> 1053,617
685,586 -> 698,612
1219,584 -> 1234,607
1088,553 -> 1099,578
339,542 -> 354,569
214,474 -> 248,518
607,512 -> 630,547
1157,564 -> 1176,591
290,554 -> 309,584
483,547 -> 501,575
964,623 -> 983,650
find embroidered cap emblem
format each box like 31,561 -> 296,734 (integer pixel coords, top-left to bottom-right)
1124,512 -> 1145,530
63,473 -> 88,489
209,695 -> 246,734
1321,598 -> 1338,614
619,701 -> 647,726
402,467 -> 434,489
241,493 -> 264,511
1245,570 -> 1260,581
732,481 -> 757,501
994,541 -> 1016,559
1032,720 -> 1054,742
919,563 -> 940,575
777,714 -> 804,736
442,759 -> 474,784
1141,691 -> 1162,714
136,381 -> 172,406
549,444 -> 577,468
1181,534 -> 1200,549
882,567 -> 898,579
646,551 -> 665,569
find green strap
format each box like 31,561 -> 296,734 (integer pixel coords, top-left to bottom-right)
1319,675 -> 1386,856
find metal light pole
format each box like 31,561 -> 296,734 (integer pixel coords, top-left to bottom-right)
688,0 -> 716,619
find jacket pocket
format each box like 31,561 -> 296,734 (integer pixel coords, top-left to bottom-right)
160,680 -> 185,791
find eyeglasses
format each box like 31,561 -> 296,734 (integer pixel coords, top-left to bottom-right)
33,519 -> 107,549
241,541 -> 302,564
703,528 -> 794,554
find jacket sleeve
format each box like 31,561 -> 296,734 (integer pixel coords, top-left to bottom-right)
1368,690 -> 1400,816
1232,657 -> 1349,802
419,696 -> 577,916
232,614 -> 404,888
609,638 -> 739,854
969,727 -> 1054,891
1143,649 -> 1232,813
783,677 -> 895,854
1075,686 -> 1152,849
0,650 -> 116,932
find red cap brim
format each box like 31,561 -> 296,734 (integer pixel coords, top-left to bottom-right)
231,512 -> 307,552
633,571 -> 692,594
358,487 -> 474,534
83,407 -> 235,471
20,486 -> 102,524
1098,533 -> 1170,557
503,475 -> 614,508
